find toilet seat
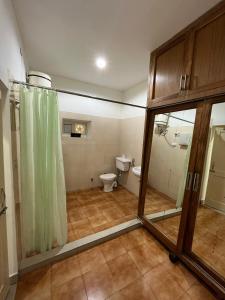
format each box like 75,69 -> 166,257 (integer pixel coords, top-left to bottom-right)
100,173 -> 116,181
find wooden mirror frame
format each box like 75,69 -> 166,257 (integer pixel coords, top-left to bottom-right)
137,97 -> 225,298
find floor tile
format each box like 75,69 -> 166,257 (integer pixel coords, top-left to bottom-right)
88,214 -> 108,228
167,261 -> 198,292
15,266 -> 51,300
72,219 -> 94,238
107,253 -> 141,291
102,207 -> 125,222
82,204 -> 102,218
78,246 -> 106,274
66,186 -> 177,242
177,292 -> 193,300
143,262 -> 187,300
100,237 -> 127,262
120,228 -> 152,251
69,208 -> 86,222
51,255 -> 81,288
16,228 -> 216,300
186,282 -> 216,299
108,276 -> 157,300
83,263 -> 115,300
128,239 -> 167,274
52,276 -> 87,300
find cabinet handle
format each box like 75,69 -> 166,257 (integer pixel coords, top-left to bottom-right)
179,75 -> 185,91
183,75 -> 188,90
193,173 -> 200,192
179,75 -> 189,91
185,172 -> 193,190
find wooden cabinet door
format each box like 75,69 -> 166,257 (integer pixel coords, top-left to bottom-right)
189,12 -> 225,94
152,37 -> 187,103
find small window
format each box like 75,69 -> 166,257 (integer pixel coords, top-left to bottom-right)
63,119 -> 89,138
63,123 -> 72,134
74,123 -> 87,135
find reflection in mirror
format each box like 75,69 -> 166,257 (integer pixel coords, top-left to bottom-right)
192,102 -> 225,278
61,96 -> 145,244
144,109 -> 196,244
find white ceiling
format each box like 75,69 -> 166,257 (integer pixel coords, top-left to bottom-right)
13,0 -> 220,91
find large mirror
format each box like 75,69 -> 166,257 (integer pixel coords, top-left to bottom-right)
192,102 -> 225,279
60,96 -> 146,244
144,108 -> 196,244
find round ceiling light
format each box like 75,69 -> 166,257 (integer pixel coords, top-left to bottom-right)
96,57 -> 107,69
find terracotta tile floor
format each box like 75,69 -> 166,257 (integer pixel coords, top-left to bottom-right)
66,185 -> 176,242
144,187 -> 176,215
153,214 -> 181,243
153,204 -> 225,280
15,228 -> 216,300
192,206 -> 225,279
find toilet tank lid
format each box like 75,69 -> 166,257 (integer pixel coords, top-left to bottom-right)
116,156 -> 131,163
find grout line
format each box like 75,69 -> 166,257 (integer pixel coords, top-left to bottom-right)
103,229 -> 153,296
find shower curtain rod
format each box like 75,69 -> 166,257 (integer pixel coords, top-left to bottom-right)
163,113 -> 194,124
11,81 -> 194,124
11,80 -> 147,109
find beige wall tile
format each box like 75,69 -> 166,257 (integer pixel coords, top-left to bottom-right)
118,116 -> 145,196
60,112 -> 120,191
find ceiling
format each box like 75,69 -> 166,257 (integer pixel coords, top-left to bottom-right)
13,0 -> 220,91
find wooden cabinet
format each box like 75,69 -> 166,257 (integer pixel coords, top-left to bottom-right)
189,12 -> 225,93
153,38 -> 186,100
148,2 -> 225,108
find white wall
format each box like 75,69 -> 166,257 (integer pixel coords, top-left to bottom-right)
149,125 -> 194,200
147,109 -> 196,201
121,80 -> 147,118
122,81 -> 147,106
52,74 -> 123,101
211,103 -> 225,126
0,0 -> 26,88
58,92 -> 122,119
0,0 -> 26,277
52,74 -> 123,119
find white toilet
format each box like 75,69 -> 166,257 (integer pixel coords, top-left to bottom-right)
99,173 -> 117,192
99,156 -> 131,192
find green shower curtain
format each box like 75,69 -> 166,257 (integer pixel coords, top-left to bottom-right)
20,86 -> 67,256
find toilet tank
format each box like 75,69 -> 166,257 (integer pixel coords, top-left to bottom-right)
116,157 -> 131,171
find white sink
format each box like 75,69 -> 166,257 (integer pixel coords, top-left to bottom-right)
132,166 -> 141,177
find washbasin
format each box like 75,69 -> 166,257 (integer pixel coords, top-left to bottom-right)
132,166 -> 141,177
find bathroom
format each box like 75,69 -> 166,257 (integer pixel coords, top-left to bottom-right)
1,1 -> 225,299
